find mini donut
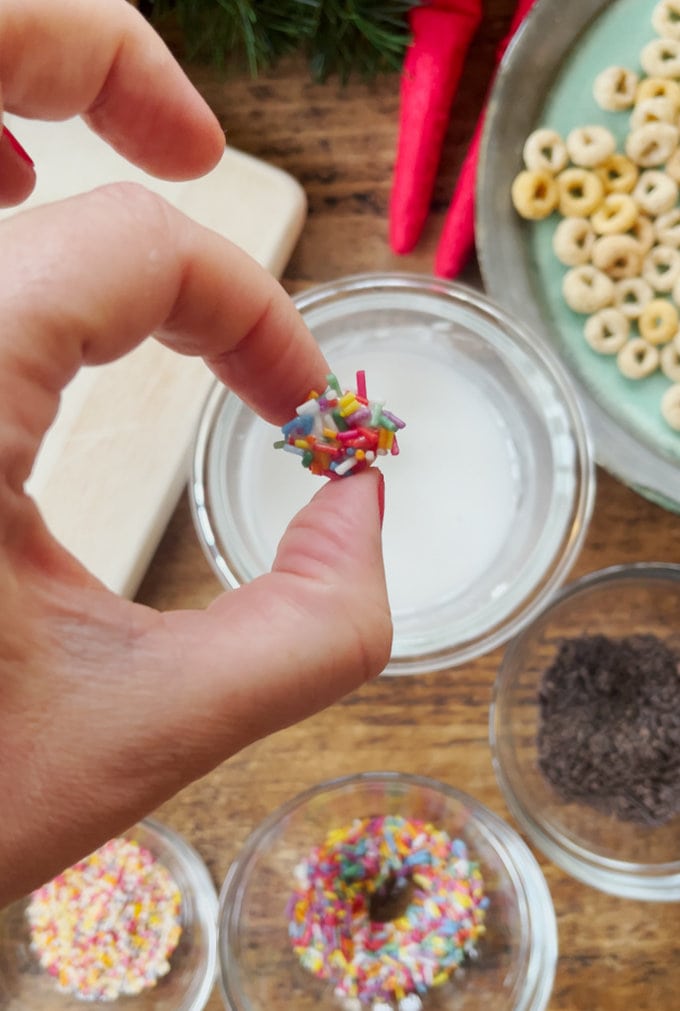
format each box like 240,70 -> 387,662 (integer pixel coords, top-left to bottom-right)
287,815 -> 488,1008
557,167 -> 604,217
661,382 -> 680,429
640,37 -> 680,78
562,265 -> 615,313
617,338 -> 660,379
636,76 -> 680,106
552,216 -> 595,266
591,193 -> 638,235
522,128 -> 568,174
642,246 -> 680,293
583,308 -> 630,354
661,338 -> 680,381
633,169 -> 679,216
593,65 -> 639,110
639,297 -> 679,344
613,276 -> 654,319
625,122 -> 679,166
566,125 -> 616,167
596,153 -> 639,194
591,234 -> 643,279
630,95 -> 677,130
655,207 -> 680,246
652,0 -> 680,40
511,169 -> 559,219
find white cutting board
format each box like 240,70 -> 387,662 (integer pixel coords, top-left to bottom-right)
0,115 -> 307,597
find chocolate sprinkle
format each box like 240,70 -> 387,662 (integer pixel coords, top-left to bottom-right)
537,634 -> 680,826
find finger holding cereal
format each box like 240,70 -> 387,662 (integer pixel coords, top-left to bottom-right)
552,216 -> 595,266
566,125 -> 616,167
593,65 -> 639,110
617,338 -> 660,379
558,167 -> 604,216
522,128 -> 568,174
562,264 -> 615,313
511,169 -> 559,219
584,307 -> 630,354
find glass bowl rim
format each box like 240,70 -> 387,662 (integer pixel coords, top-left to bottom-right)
190,270 -> 596,675
490,562 -> 680,901
217,770 -> 558,1011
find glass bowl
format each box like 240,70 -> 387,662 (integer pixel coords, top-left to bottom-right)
491,564 -> 680,900
0,818 -> 218,1010
217,772 -> 557,1011
191,272 -> 595,675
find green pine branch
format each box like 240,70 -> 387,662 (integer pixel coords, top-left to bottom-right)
146,0 -> 414,81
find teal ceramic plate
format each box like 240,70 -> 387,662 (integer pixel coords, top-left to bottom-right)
477,0 -> 680,512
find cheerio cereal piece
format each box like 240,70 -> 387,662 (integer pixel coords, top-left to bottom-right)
592,234 -> 643,279
584,308 -> 630,354
522,128 -> 568,173
591,193 -> 638,234
596,153 -> 639,194
636,76 -> 680,106
661,382 -> 680,428
630,214 -> 655,254
552,217 -> 595,266
655,207 -> 680,246
630,95 -> 677,130
642,246 -> 680,293
652,0 -> 680,40
633,169 -> 679,216
613,276 -> 654,318
562,265 -> 615,313
664,147 -> 680,184
639,297 -> 679,343
566,125 -> 616,167
511,169 -> 559,219
593,65 -> 639,110
617,338 -> 660,378
557,167 -> 604,216
640,37 -> 680,78
625,122 -> 678,166
661,337 -> 680,380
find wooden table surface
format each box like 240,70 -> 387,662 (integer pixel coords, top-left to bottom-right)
137,3 -> 680,1008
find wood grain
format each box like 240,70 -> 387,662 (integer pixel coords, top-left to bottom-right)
137,3 -> 680,1007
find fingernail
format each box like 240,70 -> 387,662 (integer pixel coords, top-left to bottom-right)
3,126 -> 34,168
376,470 -> 385,530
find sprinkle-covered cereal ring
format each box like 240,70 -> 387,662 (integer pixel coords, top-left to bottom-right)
591,193 -> 638,234
661,382 -> 680,428
661,337 -> 680,381
633,169 -> 679,216
593,65 -> 639,110
625,122 -> 679,166
640,37 -> 680,78
639,297 -> 679,344
596,153 -> 639,194
566,125 -> 616,167
522,128 -> 568,174
584,308 -> 630,354
552,216 -> 595,266
557,167 -> 604,216
655,208 -> 680,246
592,234 -> 643,279
613,276 -> 654,318
511,169 -> 559,219
617,338 -> 660,379
631,95 -> 678,130
562,265 -> 615,313
636,76 -> 680,106
629,215 -> 655,254
652,0 -> 680,40
642,246 -> 680,293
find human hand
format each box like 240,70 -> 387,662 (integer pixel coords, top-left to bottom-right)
0,0 -> 391,906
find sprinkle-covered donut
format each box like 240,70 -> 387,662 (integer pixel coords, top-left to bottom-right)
287,815 -> 488,1011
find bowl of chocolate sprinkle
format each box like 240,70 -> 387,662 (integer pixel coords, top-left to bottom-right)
490,563 -> 680,900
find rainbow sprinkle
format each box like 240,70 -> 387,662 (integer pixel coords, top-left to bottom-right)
286,815 -> 488,1010
26,837 -> 182,1002
274,371 -> 405,478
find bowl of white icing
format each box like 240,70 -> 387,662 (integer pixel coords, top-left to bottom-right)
190,272 -> 595,675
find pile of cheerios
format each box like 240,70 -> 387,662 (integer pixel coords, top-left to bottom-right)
511,0 -> 680,433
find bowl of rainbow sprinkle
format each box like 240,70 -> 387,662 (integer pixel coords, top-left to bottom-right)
0,818 -> 218,1010
217,773 -> 557,1011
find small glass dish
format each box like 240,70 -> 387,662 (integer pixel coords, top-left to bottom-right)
217,772 -> 558,1011
491,563 -> 680,901
191,272 -> 595,675
0,818 -> 218,1010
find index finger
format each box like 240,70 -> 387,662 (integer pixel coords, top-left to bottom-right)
0,0 -> 225,179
